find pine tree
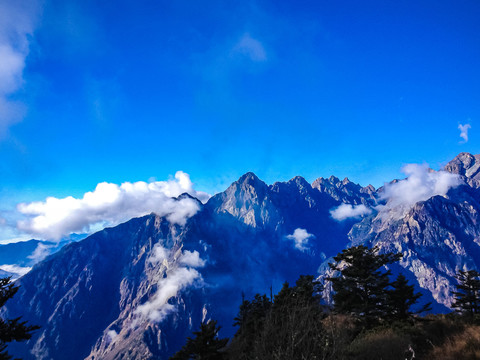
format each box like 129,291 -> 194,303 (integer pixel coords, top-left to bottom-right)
0,277 -> 40,360
451,269 -> 480,317
230,275 -> 327,360
328,245 -> 402,325
233,293 -> 271,332
230,293 -> 271,360
387,274 -> 431,321
170,320 -> 228,360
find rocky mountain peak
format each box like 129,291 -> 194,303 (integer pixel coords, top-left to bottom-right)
205,172 -> 270,227
287,176 -> 310,189
444,152 -> 479,175
312,175 -> 376,206
328,175 -> 340,183
342,177 -> 351,185
236,171 -> 263,187
444,152 -> 480,187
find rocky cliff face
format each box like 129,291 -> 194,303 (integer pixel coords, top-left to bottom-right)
324,153 -> 480,311
346,186 -> 480,310
444,152 -> 480,187
6,153 -> 480,359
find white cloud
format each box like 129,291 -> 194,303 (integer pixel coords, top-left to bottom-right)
458,123 -> 471,143
135,246 -> 205,323
232,33 -> 267,62
0,0 -> 40,137
179,250 -> 206,268
16,171 -> 210,240
378,164 -> 461,219
135,267 -> 200,322
27,242 -> 53,263
330,204 -> 372,221
106,330 -> 118,342
148,243 -> 169,264
0,264 -> 31,278
286,228 -> 314,251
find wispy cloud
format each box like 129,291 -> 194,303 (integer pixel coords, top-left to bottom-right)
330,204 -> 372,221
16,171 -> 210,240
378,164 -> 461,219
27,242 -> 53,263
286,228 -> 314,251
232,33 -> 267,62
135,244 -> 205,323
458,123 -> 471,143
0,0 -> 41,138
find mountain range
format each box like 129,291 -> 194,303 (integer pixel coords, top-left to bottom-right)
0,234 -> 84,279
4,152 -> 480,359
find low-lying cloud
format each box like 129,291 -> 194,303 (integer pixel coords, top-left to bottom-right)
286,228 -> 315,251
17,171 -> 210,240
0,264 -> 32,278
330,204 -> 372,221
135,244 -> 205,323
378,164 -> 461,219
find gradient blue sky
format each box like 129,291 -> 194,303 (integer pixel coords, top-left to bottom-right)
0,0 -> 479,241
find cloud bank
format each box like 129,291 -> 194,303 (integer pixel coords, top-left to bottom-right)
286,228 -> 315,251
135,244 -> 205,323
17,171 -> 210,240
379,164 -> 461,219
458,123 -> 471,143
0,0 -> 40,137
330,204 -> 372,221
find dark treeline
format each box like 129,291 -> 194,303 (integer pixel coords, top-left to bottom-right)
171,245 -> 480,360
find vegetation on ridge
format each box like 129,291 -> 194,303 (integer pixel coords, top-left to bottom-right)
171,245 -> 480,360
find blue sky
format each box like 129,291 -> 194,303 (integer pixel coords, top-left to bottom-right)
0,0 -> 479,242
